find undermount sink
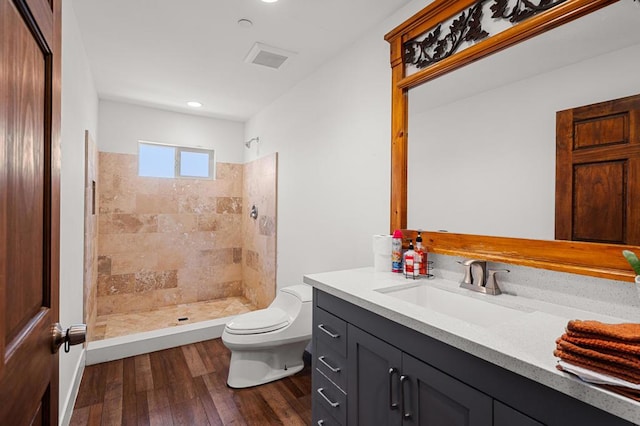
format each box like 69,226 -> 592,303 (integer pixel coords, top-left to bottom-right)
376,282 -> 532,328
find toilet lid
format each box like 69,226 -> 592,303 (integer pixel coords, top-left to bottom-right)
225,308 -> 290,335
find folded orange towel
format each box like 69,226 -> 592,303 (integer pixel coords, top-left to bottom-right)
560,334 -> 640,361
565,331 -> 640,356
567,320 -> 640,342
556,339 -> 640,371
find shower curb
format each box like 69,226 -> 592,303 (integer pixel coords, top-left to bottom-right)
85,317 -> 229,365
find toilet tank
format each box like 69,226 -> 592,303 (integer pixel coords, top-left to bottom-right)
281,284 -> 312,302
271,284 -> 313,317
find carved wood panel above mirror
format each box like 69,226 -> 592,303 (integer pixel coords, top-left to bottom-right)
385,0 -> 640,282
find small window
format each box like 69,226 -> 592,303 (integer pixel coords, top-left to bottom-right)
138,141 -> 215,179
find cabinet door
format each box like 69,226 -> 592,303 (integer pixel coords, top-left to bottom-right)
402,353 -> 492,426
348,324 -> 403,426
493,401 -> 542,426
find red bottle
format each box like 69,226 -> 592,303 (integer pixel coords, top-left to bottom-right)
415,231 -> 427,276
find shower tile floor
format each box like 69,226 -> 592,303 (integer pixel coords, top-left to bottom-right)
91,296 -> 257,341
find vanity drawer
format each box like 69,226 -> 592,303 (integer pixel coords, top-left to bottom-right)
313,396 -> 343,426
315,369 -> 347,425
314,307 -> 347,357
316,340 -> 347,392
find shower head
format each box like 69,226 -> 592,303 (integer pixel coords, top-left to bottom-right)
245,137 -> 259,148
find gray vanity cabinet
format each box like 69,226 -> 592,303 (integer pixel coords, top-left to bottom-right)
312,288 -> 635,426
348,324 -> 492,425
493,401 -> 542,426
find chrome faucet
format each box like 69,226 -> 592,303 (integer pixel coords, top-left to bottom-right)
459,259 -> 509,296
459,259 -> 486,286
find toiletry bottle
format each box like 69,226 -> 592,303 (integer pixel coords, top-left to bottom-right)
415,231 -> 427,276
403,239 -> 416,277
391,230 -> 403,272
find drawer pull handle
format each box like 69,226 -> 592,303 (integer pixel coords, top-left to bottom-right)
389,367 -> 399,409
400,375 -> 411,419
317,387 -> 340,408
318,356 -> 341,373
317,324 -> 340,338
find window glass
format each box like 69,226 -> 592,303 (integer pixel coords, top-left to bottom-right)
138,141 -> 215,179
138,143 -> 175,178
180,150 -> 210,178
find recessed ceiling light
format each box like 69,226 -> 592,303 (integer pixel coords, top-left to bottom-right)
238,19 -> 253,28
261,0 -> 278,3
187,101 -> 202,108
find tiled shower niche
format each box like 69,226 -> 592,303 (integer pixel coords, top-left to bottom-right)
92,152 -> 277,340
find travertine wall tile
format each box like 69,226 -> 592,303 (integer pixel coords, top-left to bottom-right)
178,195 -> 217,214
211,263 -> 243,283
213,215 -> 243,247
97,255 -> 111,275
246,250 -> 260,272
136,194 -> 178,214
242,154 -> 277,308
96,152 -> 253,317
110,252 -> 158,275
258,216 -> 276,236
233,247 -> 242,264
157,214 -> 198,233
197,215 -> 218,231
111,214 -> 158,233
84,132 -> 99,341
97,274 -> 135,296
197,280 -> 243,301
95,152 -> 278,319
216,197 -> 243,214
134,270 -> 178,293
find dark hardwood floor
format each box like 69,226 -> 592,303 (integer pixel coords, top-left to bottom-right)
70,338 -> 312,425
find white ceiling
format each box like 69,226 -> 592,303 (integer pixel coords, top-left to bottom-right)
72,0 -> 410,121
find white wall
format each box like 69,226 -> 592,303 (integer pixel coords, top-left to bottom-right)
244,1 -> 427,286
98,100 -> 245,162
408,43 -> 640,240
60,0 -> 99,421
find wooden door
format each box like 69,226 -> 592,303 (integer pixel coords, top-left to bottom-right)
0,0 -> 61,424
556,94 -> 640,245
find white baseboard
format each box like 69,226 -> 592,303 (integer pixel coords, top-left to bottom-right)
85,317 -> 228,365
60,348 -> 86,426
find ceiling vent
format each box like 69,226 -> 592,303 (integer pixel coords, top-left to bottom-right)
244,42 -> 296,70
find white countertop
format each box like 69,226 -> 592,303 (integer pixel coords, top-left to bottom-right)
303,267 -> 640,424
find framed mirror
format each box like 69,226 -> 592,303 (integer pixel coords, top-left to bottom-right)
386,0 -> 640,281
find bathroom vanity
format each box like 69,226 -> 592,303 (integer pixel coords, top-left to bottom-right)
306,268 -> 639,425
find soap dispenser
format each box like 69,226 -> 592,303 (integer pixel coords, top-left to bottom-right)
403,240 -> 417,278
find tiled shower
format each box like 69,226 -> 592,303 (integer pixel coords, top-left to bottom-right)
85,151 -> 277,341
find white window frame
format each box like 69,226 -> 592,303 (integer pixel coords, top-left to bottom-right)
138,140 -> 216,180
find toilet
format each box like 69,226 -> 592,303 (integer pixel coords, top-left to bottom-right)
221,284 -> 313,388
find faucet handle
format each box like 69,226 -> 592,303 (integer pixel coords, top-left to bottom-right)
485,269 -> 509,295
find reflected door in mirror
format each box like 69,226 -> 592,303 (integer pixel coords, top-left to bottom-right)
556,93 -> 640,245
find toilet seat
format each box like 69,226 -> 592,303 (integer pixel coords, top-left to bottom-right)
225,308 -> 290,335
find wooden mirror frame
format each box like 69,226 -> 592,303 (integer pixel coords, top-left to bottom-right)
385,0 -> 639,282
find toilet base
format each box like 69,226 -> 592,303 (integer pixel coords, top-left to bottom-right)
226,340 -> 309,388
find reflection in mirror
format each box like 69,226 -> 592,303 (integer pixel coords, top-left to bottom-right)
407,1 -> 640,240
